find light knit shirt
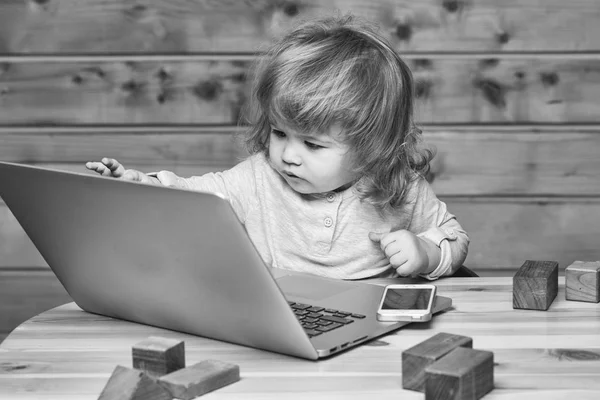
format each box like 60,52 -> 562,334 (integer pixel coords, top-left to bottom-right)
153,153 -> 469,280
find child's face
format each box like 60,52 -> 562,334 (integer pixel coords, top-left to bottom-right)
268,122 -> 358,194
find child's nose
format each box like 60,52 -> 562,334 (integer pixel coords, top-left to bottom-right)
281,143 -> 301,165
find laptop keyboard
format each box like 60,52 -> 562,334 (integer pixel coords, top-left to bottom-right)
288,301 -> 366,338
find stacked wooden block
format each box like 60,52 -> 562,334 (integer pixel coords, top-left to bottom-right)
565,260 -> 600,303
98,336 -> 240,400
402,332 -> 494,400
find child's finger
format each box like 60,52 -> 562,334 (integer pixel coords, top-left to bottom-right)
368,232 -> 385,243
86,162 -> 109,176
369,232 -> 395,253
121,169 -> 145,182
101,158 -> 125,176
395,260 -> 417,277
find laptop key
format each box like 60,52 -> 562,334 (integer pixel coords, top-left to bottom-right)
333,313 -> 351,318
316,320 -> 333,326
307,312 -> 323,318
321,315 -> 354,325
292,303 -> 312,310
302,323 -> 318,329
316,322 -> 343,332
305,329 -> 322,337
307,306 -> 324,312
351,313 -> 366,319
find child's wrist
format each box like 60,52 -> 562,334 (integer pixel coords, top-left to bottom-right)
419,237 -> 441,275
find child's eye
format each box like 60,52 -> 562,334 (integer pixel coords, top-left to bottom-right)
304,141 -> 324,150
271,129 -> 286,138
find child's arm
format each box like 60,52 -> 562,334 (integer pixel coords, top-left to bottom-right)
369,178 -> 469,279
86,156 -> 260,224
368,229 -> 441,277
407,179 -> 469,279
85,158 -> 161,185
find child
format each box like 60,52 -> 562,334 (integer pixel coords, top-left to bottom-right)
86,15 -> 468,280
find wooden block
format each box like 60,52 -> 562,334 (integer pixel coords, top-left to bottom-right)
157,360 -> 240,400
566,260 -> 600,303
513,260 -> 559,311
425,347 -> 494,400
132,336 -> 185,377
402,332 -> 473,392
98,365 -> 172,400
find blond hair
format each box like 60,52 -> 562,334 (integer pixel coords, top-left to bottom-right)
243,15 -> 433,209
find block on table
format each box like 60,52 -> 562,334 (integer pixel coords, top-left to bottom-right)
402,332 -> 473,392
425,347 -> 494,400
98,365 -> 172,400
132,336 -> 185,377
157,359 -> 240,400
513,260 -> 559,311
566,260 -> 600,303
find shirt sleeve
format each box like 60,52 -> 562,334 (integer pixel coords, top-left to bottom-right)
407,178 -> 470,279
148,157 -> 258,224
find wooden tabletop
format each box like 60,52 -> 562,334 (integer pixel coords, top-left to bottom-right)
1,276 -> 600,400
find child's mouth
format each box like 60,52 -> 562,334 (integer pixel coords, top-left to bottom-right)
283,171 -> 302,180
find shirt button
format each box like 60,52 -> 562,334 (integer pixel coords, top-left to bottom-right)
324,217 -> 333,227
326,193 -> 336,202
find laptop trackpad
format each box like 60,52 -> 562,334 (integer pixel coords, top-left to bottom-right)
276,275 -> 355,302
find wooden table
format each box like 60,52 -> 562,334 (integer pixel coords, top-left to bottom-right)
1,277 -> 600,399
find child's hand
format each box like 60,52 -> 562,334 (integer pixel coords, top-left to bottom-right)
369,230 -> 438,277
86,158 -> 126,177
85,158 -> 159,185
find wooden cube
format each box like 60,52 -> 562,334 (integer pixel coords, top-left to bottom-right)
565,261 -> 600,303
513,260 -> 559,311
425,347 -> 494,400
402,332 -> 473,392
98,365 -> 172,400
157,359 -> 240,400
132,336 -> 185,377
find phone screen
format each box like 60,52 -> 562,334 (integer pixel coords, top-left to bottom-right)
380,287 -> 434,310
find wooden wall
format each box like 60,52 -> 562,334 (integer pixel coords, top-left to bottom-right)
1,0 -> 600,339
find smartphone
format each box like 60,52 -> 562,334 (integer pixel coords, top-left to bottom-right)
376,284 -> 437,322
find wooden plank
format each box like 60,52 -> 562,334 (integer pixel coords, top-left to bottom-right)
0,198 -> 598,270
1,0 -> 599,53
1,56 -> 600,124
0,58 -> 250,125
426,128 -> 600,196
1,127 -> 600,196
450,198 -> 600,269
0,269 -> 71,344
0,130 -> 248,166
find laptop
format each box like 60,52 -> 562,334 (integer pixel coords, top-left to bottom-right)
0,161 -> 452,360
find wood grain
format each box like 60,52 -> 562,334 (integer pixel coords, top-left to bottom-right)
132,336 -> 185,377
1,0 -> 599,53
1,127 -> 600,196
565,261 -> 600,303
2,278 -> 600,400
97,365 -> 172,400
513,260 -> 559,311
402,332 -> 473,392
1,56 -> 600,124
0,197 -> 599,270
157,360 -> 240,400
0,269 -> 71,344
424,347 -> 494,400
